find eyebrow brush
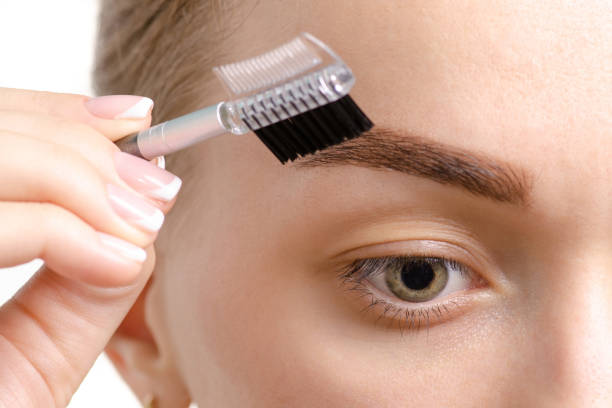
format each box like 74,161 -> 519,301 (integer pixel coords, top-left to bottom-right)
114,32 -> 373,164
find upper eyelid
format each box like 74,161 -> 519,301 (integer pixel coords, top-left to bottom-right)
325,216 -> 490,262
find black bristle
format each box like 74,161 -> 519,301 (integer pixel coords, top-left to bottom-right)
264,117 -> 300,162
249,116 -> 287,162
257,127 -> 293,162
276,116 -> 314,156
253,95 -> 373,164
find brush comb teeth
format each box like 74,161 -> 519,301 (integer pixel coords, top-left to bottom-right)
213,32 -> 373,163
214,36 -> 322,96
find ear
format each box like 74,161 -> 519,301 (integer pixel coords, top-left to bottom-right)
104,244 -> 192,408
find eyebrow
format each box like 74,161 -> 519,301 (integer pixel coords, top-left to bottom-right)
293,127 -> 532,206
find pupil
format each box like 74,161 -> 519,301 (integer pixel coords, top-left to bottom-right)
401,260 -> 435,290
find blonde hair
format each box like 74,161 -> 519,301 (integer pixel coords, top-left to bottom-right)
93,0 -> 232,169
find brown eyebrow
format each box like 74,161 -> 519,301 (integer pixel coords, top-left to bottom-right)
293,127 -> 532,206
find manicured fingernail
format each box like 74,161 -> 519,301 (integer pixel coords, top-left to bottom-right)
85,95 -> 154,119
114,151 -> 182,202
97,232 -> 147,262
107,184 -> 165,232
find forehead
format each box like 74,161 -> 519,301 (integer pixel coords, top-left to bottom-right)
212,1 -> 611,221
232,0 -> 609,144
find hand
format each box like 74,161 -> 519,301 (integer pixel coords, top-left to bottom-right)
0,88 -> 182,407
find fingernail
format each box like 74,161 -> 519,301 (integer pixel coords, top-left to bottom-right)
85,95 -> 154,119
114,151 -> 182,202
97,232 -> 147,262
107,184 -> 165,232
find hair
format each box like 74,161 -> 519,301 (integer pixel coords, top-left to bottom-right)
93,0 -> 235,170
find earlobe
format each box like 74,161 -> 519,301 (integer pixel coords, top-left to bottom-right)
104,307 -> 192,407
105,333 -> 166,405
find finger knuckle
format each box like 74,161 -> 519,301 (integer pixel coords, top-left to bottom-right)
36,203 -> 74,232
35,203 -> 88,258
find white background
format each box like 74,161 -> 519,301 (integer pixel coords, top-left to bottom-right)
0,1 -> 142,406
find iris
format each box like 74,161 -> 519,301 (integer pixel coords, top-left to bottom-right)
385,258 -> 449,302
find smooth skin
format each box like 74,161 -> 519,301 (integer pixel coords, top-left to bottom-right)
101,1 -> 611,407
0,88 -> 178,407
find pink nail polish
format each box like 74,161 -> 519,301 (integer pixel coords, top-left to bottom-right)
107,184 -> 164,232
115,152 -> 182,201
114,152 -> 182,202
85,95 -> 154,119
97,232 -> 147,262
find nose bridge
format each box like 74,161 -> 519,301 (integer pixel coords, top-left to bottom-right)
533,249 -> 612,406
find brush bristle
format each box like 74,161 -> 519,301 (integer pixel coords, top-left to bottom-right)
253,95 -> 373,163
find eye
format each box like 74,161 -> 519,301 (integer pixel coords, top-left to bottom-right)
367,257 -> 470,303
339,255 -> 485,330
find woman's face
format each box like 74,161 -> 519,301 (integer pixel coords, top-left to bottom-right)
133,1 -> 611,406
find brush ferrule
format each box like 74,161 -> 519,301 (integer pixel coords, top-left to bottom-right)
133,102 -> 246,159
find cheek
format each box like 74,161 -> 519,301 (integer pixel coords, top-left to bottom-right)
175,231 -> 388,406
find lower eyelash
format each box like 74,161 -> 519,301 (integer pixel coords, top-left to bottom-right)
340,276 -> 461,333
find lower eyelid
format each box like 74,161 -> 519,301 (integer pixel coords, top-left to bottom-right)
343,280 -> 493,331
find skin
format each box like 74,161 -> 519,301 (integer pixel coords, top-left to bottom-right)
106,0 -> 611,407
0,88 -> 180,407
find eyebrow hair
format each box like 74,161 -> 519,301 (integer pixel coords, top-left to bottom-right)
293,127 -> 532,206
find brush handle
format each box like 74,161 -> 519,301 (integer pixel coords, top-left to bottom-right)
115,102 -> 230,160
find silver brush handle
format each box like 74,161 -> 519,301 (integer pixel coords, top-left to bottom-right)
115,102 -> 246,160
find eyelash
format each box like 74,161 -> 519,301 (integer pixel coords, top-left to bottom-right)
338,255 -> 483,332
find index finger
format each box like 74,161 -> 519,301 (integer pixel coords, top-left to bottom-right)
0,87 -> 153,140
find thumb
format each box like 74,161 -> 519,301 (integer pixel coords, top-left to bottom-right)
0,244 -> 156,408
